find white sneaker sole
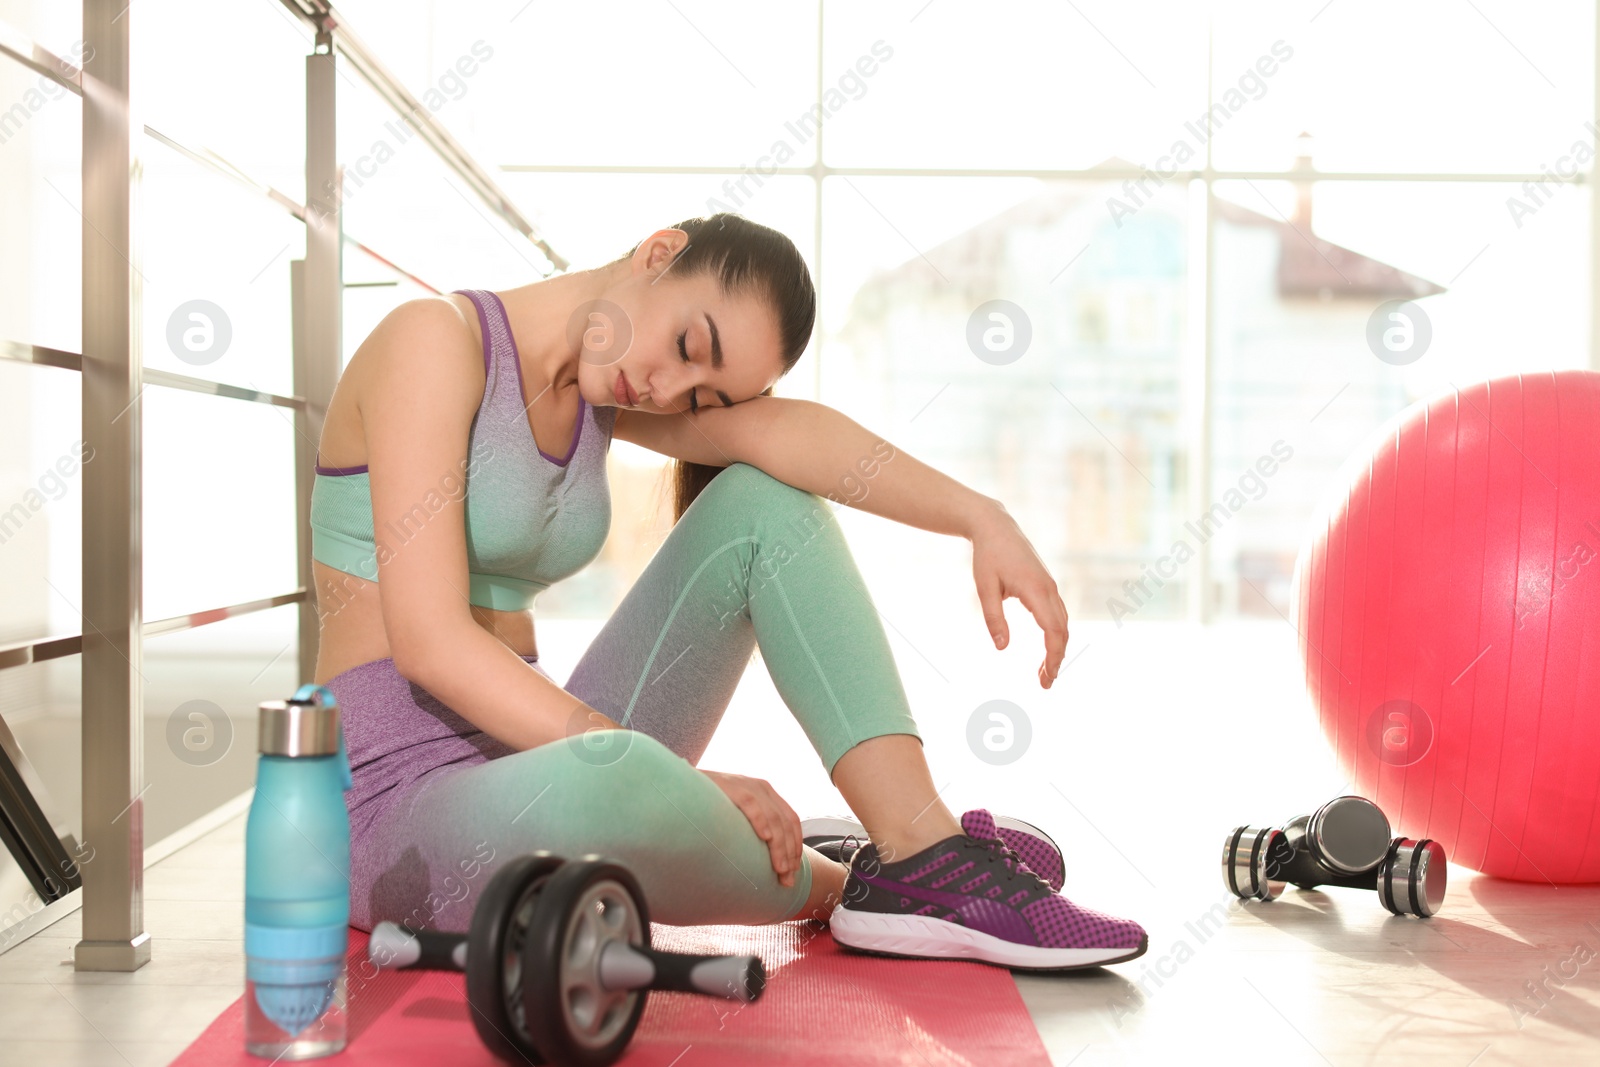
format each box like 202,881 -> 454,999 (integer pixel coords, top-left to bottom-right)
828,905 -> 1146,971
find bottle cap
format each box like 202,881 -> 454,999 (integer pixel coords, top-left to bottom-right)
258,692 -> 341,758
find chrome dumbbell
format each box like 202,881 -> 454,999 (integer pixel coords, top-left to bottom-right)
1222,795 -> 1446,917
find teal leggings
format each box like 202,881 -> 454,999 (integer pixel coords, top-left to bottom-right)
348,462 -> 922,933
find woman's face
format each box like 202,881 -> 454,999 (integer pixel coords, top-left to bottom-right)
578,231 -> 787,416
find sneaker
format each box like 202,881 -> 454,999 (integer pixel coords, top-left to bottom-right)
801,809 -> 1066,892
827,809 -> 1147,971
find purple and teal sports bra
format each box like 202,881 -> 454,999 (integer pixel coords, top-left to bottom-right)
308,289 -> 616,611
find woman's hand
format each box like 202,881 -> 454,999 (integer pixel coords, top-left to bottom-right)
969,503 -> 1070,688
701,769 -> 803,888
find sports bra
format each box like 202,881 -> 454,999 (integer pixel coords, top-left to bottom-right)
308,288 -> 615,611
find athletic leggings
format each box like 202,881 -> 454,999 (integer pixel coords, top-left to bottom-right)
333,462 -> 922,934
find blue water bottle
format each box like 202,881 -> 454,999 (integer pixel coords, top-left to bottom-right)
244,683 -> 353,1059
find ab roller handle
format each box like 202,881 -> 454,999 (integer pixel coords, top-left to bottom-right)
369,922 -> 765,1003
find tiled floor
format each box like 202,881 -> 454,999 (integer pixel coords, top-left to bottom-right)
2,620 -> 1598,1065
0,816 -> 248,1067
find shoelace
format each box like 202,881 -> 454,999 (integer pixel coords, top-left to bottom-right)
838,832 -> 863,865
849,832 -> 1050,898
959,835 -> 1053,898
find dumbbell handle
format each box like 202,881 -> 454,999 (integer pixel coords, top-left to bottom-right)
368,922 -> 764,1003
1267,839 -> 1379,891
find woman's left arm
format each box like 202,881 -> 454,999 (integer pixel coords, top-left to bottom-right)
746,399 -> 1071,689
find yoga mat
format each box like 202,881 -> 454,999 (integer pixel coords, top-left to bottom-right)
172,922 -> 1052,1066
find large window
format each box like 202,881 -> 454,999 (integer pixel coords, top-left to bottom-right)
339,0 -> 1589,624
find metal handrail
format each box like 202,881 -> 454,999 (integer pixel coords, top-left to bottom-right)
0,341 -> 306,410
0,18 -> 84,95
0,589 -> 307,672
141,588 -> 307,639
0,341 -> 80,371
140,369 -> 305,410
276,0 -> 567,273
144,123 -> 444,293
499,159 -> 1593,184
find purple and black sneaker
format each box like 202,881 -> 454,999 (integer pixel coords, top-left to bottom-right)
802,810 -> 1067,892
827,809 -> 1146,971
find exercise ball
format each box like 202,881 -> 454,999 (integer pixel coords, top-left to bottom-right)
1293,370 -> 1600,884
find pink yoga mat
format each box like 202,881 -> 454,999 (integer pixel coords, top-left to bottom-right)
172,922 -> 1052,1066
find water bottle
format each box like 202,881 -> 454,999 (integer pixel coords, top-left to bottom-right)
244,683 -> 353,1059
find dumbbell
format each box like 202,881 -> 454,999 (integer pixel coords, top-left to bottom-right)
368,852 -> 766,1066
1221,795 -> 1447,917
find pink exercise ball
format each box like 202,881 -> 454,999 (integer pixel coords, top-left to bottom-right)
1293,370 -> 1600,884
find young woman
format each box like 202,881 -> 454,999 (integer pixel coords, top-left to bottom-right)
308,212 -> 1146,971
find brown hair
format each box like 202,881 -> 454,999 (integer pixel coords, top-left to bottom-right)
615,213 -> 816,522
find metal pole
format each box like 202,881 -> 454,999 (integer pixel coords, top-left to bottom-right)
296,27 -> 343,685
811,0 -> 824,403
76,0 -> 149,972
1187,14 -> 1217,625
1197,183 -> 1216,623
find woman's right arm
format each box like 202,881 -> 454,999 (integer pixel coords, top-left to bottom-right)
359,298 -> 623,751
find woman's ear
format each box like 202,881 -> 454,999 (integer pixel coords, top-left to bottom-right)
633,228 -> 691,279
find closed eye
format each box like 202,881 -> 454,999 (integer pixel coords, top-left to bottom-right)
677,329 -> 697,414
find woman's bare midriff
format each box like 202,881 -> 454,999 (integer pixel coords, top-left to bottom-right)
310,560 -> 539,685
310,292 -> 576,686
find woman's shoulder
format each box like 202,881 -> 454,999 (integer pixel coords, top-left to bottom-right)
316,297 -> 486,471
336,296 -> 487,430
343,297 -> 483,395
375,295 -> 480,358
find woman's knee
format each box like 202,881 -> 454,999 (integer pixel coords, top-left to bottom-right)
696,463 -> 838,562
701,463 -> 829,524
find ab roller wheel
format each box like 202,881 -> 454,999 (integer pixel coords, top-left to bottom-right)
466,852 -> 567,1063
368,851 -> 766,1066
1221,795 -> 1447,917
521,860 -> 651,1067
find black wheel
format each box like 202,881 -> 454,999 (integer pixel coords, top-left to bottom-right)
466,852 -> 567,1064
522,857 -> 651,1067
